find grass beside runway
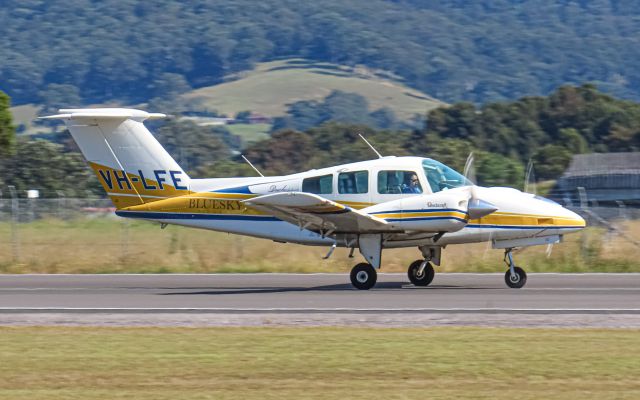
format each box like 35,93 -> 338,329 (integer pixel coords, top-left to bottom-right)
0,326 -> 639,399
0,217 -> 639,274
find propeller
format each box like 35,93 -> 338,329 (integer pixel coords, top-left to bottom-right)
463,152 -> 477,185
467,185 -> 498,220
461,152 -> 498,219
524,160 -> 554,257
545,243 -> 554,258
524,159 -> 537,194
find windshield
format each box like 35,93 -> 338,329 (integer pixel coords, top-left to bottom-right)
422,159 -> 472,193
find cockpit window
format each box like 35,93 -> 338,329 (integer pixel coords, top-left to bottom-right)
534,195 -> 560,206
378,171 -> 422,194
422,159 -> 471,193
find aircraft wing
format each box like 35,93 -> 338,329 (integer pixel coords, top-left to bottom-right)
242,192 -> 397,233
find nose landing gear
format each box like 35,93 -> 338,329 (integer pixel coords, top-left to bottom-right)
504,248 -> 527,288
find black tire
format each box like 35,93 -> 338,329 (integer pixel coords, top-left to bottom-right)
407,260 -> 435,286
350,263 -> 377,290
504,266 -> 527,289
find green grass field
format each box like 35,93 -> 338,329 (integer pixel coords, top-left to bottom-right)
183,59 -> 444,119
0,217 -> 638,274
0,326 -> 638,399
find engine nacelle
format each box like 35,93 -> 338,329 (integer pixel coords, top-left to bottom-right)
365,191 -> 471,233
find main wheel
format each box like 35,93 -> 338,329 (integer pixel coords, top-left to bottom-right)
350,263 -> 377,290
407,260 -> 435,286
504,266 -> 527,289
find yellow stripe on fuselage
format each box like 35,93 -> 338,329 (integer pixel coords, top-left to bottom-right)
469,212 -> 586,228
374,211 -> 469,220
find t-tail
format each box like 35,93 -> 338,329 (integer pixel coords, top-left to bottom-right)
41,108 -> 190,209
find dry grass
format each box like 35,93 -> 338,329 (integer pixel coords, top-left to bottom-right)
0,216 -> 638,274
0,326 -> 639,399
183,59 -> 444,119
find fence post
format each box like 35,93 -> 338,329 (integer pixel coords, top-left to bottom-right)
121,217 -> 130,265
56,191 -> 66,220
616,201 -> 628,222
8,185 -> 20,264
577,186 -> 589,260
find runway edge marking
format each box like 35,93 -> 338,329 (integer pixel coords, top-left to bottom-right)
1,307 -> 640,314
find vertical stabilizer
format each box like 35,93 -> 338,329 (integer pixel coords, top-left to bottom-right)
41,108 -> 191,209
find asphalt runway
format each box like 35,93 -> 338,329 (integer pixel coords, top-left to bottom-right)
1,273 -> 639,327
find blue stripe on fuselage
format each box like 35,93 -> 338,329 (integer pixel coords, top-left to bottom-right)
116,211 -> 279,221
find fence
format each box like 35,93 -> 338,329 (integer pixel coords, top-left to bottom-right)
0,191 -> 638,273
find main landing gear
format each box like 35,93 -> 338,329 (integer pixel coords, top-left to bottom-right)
350,263 -> 377,290
504,248 -> 527,289
347,244 -> 441,290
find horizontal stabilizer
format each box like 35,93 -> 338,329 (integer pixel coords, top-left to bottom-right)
40,108 -> 166,122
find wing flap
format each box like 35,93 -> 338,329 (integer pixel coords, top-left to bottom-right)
243,192 -> 397,233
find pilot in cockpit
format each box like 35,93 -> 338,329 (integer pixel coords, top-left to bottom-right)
402,173 -> 422,194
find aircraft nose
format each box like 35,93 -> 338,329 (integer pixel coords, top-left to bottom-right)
559,206 -> 587,229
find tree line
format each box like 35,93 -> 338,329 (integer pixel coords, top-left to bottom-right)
2,85 -> 639,197
3,0 -> 640,108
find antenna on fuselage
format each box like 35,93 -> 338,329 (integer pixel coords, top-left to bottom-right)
358,134 -> 383,159
241,154 -> 264,177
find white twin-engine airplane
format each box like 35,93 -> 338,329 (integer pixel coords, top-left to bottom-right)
43,108 -> 586,290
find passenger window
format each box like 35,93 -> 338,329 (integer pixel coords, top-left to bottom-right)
378,170 -> 423,194
302,174 -> 333,194
338,171 -> 369,194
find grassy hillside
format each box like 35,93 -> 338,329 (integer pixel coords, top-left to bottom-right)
183,60 -> 444,119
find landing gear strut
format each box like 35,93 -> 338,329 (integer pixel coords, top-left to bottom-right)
407,246 -> 440,287
407,260 -> 435,286
504,248 -> 527,289
350,263 -> 377,290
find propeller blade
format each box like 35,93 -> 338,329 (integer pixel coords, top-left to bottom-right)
524,159 -> 537,194
467,186 -> 498,220
546,243 -> 553,258
463,152 -> 476,184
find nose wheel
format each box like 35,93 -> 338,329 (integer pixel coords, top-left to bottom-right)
408,260 -> 435,286
350,263 -> 377,290
504,249 -> 527,288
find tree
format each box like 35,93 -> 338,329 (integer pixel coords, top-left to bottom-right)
273,91 -> 402,133
244,130 -> 315,175
154,120 -> 234,175
369,107 -> 398,130
3,138 -> 101,197
38,84 -> 82,113
234,110 -> 252,123
475,152 -> 525,189
0,90 -> 15,158
532,145 -> 573,181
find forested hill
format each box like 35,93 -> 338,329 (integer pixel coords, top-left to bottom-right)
2,0 -> 640,107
